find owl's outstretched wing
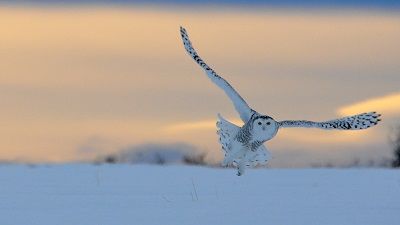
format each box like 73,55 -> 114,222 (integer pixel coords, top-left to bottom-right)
278,112 -> 381,130
180,27 -> 253,123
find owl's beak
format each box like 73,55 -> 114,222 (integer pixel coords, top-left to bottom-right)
262,126 -> 266,131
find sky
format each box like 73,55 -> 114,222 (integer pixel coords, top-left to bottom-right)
3,0 -> 400,8
0,2 -> 399,167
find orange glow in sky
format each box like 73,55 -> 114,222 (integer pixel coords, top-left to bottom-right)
0,6 -> 399,166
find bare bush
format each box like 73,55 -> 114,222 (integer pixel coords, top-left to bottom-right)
183,153 -> 207,165
94,143 -> 209,166
391,126 -> 400,168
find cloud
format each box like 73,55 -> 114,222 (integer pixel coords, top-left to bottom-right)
338,92 -> 400,117
163,118 -> 243,133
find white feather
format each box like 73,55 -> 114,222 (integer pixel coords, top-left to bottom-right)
180,27 -> 253,123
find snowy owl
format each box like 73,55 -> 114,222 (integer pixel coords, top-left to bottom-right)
179,27 -> 381,176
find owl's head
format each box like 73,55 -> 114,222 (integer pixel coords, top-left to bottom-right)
251,115 -> 278,141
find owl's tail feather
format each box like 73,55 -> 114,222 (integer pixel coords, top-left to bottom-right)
216,114 -> 240,155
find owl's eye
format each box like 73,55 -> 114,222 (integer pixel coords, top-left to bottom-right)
258,122 -> 262,125
266,122 -> 271,125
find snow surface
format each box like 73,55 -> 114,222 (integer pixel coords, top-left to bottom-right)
0,165 -> 399,225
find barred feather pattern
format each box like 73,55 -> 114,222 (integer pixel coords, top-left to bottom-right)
180,27 -> 230,88
250,141 -> 264,151
236,122 -> 252,145
278,112 -> 381,130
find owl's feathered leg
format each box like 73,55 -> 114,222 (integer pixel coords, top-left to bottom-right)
226,147 -> 269,175
237,161 -> 246,176
236,151 -> 247,176
222,146 -> 242,167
